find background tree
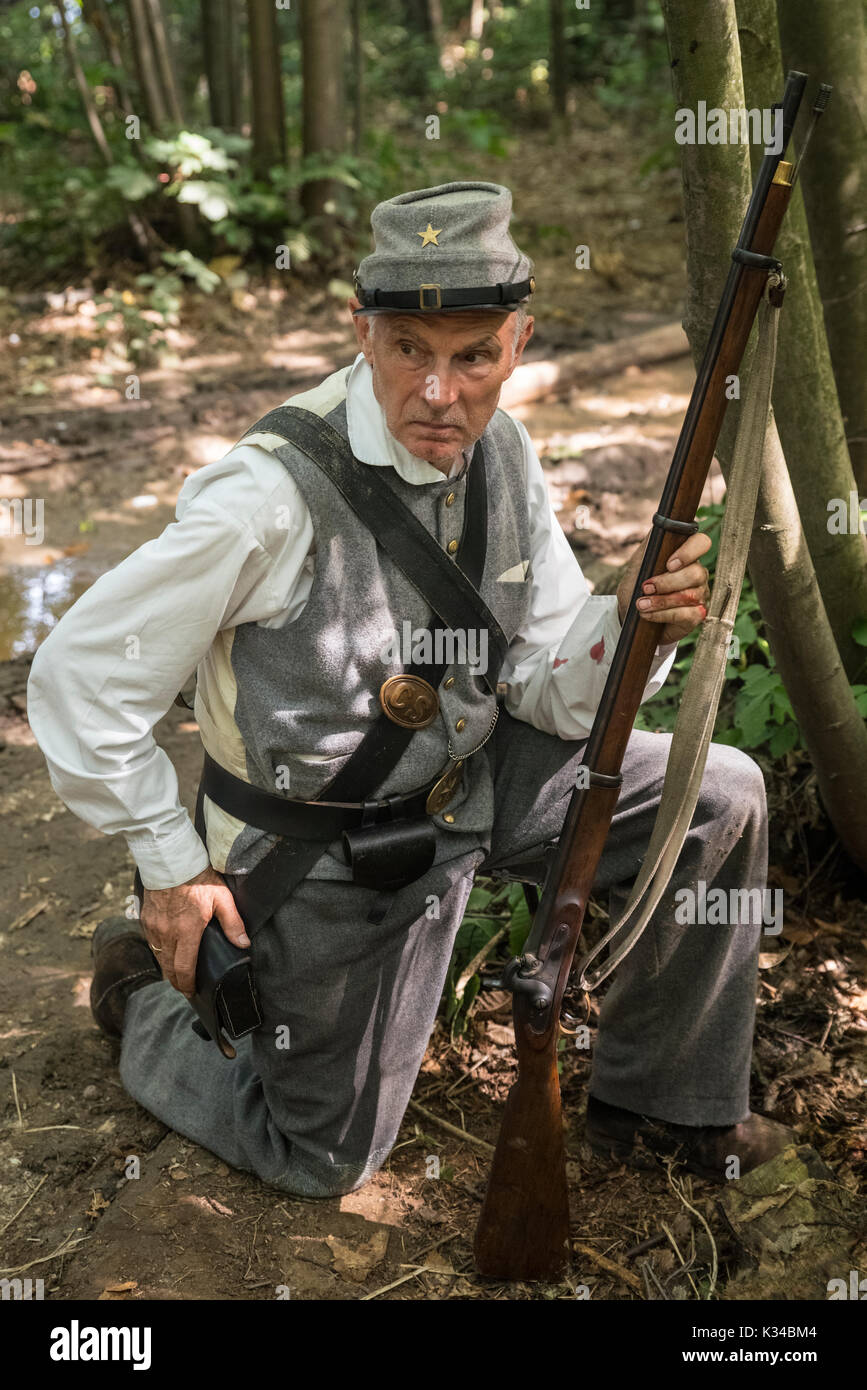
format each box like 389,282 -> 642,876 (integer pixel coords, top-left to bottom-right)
776,0 -> 867,494
246,0 -> 287,183
125,0 -> 168,128
201,0 -> 242,131
549,0 -> 567,127
350,0 -> 363,156
144,0 -> 184,124
299,0 -> 346,240
734,0 -> 867,683
659,0 -> 867,868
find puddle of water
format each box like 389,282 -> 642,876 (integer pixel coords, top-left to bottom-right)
0,557 -> 95,661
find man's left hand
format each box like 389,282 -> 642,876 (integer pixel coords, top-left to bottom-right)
617,529 -> 712,646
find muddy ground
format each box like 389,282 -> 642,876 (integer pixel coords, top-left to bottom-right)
1,124 -> 866,1302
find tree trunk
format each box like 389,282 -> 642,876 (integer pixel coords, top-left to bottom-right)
299,0 -> 345,230
469,0 -> 485,40
350,0 -> 363,157
776,0 -> 867,493
56,3 -> 155,258
735,0 -> 867,681
202,0 -> 229,127
125,0 -> 168,129
202,0 -> 240,129
659,0 -> 867,868
247,0 -> 287,182
57,1 -> 113,161
749,420 -> 867,870
143,0 -> 185,124
549,0 -> 567,124
427,0 -> 445,59
403,0 -> 430,36
82,0 -> 134,113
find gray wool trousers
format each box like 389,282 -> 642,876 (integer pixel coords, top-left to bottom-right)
119,711 -> 768,1197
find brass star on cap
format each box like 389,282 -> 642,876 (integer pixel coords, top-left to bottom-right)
417,223 -> 442,247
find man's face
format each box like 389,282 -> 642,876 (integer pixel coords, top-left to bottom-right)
349,300 -> 534,470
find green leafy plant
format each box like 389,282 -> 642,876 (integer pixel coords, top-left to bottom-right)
94,252 -> 219,364
633,501 -> 803,756
442,878 -> 530,1036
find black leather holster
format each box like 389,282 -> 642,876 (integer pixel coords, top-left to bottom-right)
189,918 -> 262,1060
132,867 -> 261,1061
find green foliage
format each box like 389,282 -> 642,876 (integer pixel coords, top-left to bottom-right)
0,0 -> 675,281
634,499 -> 867,756
442,878 -> 530,1036
93,251 -> 218,364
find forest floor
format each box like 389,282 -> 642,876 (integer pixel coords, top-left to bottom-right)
1,122 -> 866,1302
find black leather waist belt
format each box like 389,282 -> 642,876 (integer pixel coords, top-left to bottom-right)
200,750 -> 449,842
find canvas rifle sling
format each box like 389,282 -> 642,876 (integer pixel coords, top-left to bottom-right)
577,274 -> 786,990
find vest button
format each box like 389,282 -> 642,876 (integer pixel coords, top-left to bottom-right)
455,717 -> 466,732
447,539 -> 458,554
445,492 -> 456,506
443,675 -> 455,690
443,813 -> 455,824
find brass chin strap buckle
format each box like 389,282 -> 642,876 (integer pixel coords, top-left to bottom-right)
380,674 -> 439,729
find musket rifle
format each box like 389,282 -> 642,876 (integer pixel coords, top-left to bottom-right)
474,69 -> 823,1282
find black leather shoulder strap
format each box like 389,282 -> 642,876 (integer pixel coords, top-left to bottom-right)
242,404 -> 509,690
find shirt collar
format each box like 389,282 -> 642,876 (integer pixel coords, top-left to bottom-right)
345,351 -> 471,483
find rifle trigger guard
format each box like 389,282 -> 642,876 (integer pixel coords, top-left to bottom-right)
502,954 -> 553,1012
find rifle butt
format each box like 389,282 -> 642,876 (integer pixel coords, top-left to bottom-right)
473,1038 -> 570,1281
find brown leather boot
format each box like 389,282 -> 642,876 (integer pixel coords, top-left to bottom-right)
585,1093 -> 795,1181
90,917 -> 162,1041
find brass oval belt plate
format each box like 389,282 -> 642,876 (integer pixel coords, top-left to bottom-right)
380,674 -> 439,729
426,759 -> 465,815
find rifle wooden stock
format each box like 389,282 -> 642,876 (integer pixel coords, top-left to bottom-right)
474,784 -> 619,1280
474,72 -> 809,1283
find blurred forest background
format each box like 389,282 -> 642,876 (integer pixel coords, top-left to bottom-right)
1,0 -> 677,286
1,0 -> 867,1302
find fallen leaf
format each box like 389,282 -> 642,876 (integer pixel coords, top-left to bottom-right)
758,945 -> 792,970
423,1251 -> 455,1274
782,924 -> 818,945
326,1229 -> 389,1283
339,1189 -> 404,1227
783,1049 -> 832,1082
811,917 -> 842,934
87,1191 -> 110,1220
179,1194 -> 234,1217
98,1280 -> 138,1301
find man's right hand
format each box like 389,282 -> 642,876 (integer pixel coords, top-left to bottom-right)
140,866 -> 250,998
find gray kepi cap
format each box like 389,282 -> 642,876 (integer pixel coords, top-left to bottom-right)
353,181 -> 535,315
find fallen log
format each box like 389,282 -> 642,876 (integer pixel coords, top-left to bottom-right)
500,321 -> 689,409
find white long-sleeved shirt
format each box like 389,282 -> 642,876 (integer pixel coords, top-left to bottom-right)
26,353 -> 676,889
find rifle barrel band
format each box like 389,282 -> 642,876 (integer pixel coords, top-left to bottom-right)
731,248 -> 783,273
651,511 -> 699,536
587,770 -> 623,788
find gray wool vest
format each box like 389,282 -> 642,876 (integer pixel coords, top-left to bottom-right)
204,376 -> 533,882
